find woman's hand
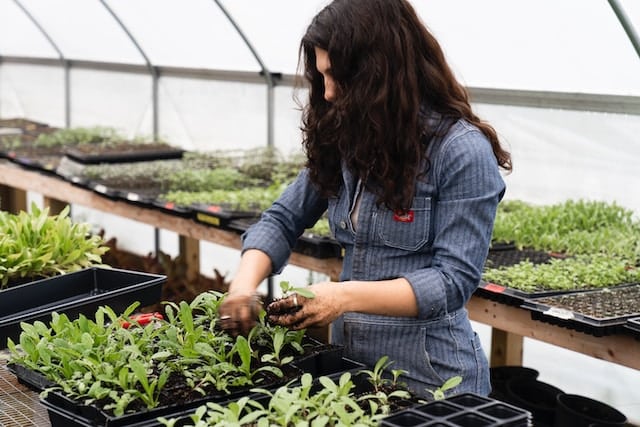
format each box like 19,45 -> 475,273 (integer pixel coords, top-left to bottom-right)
218,291 -> 262,336
266,281 -> 344,330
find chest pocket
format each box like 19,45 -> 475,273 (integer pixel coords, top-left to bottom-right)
376,196 -> 432,251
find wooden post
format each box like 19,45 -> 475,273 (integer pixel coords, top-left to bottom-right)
43,197 -> 69,215
490,329 -> 524,366
0,184 -> 27,213
179,235 -> 200,284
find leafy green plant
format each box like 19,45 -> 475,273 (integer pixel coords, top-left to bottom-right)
426,375 -> 463,400
160,370 -> 409,427
165,167 -> 261,192
161,183 -> 286,212
278,280 -> 315,299
358,355 -> 408,394
484,253 -> 640,292
7,290 -> 321,418
492,199 -> 640,259
485,199 -> 640,291
0,202 -> 109,288
33,126 -> 123,147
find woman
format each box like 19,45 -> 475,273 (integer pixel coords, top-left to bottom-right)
219,0 -> 511,397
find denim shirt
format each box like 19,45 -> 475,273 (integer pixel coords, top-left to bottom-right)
242,118 -> 505,396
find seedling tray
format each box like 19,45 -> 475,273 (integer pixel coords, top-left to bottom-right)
380,393 -> 531,427
63,145 -> 184,164
41,358 -> 305,427
294,232 -> 343,259
87,180 -> 122,200
41,385 -> 268,427
521,283 -> 640,336
192,202 -> 261,230
7,362 -> 55,392
625,317 -> 640,339
229,217 -> 343,259
474,281 -> 584,307
6,148 -> 61,175
0,267 -> 165,347
151,198 -> 193,218
478,248 -> 574,306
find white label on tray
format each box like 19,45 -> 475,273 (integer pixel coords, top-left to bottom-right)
127,193 -> 140,202
94,184 -> 108,193
544,307 -> 574,320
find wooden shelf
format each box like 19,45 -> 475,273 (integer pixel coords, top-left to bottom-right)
1,160 -> 638,372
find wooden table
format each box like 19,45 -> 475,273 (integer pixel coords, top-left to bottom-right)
1,161 -> 639,372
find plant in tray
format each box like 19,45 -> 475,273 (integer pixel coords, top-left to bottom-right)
0,202 -> 109,288
162,183 -> 287,213
6,290 -> 327,420
159,363 -> 416,427
491,199 -> 640,259
165,167 -> 262,192
483,199 -> 640,293
483,253 -> 640,293
33,126 -> 122,148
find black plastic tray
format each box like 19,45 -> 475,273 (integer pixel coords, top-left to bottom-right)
294,232 -> 343,259
150,199 -> 193,218
5,149 -> 61,174
122,356 -> 367,427
63,145 -> 184,164
41,383 -> 267,427
521,283 -> 640,337
229,217 -> 343,259
625,317 -> 640,339
474,281 -> 583,307
192,203 -> 261,230
478,248 -> 574,306
0,267 -> 165,347
380,392 -> 531,427
38,343 -> 357,427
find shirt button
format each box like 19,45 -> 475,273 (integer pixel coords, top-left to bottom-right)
339,220 -> 347,229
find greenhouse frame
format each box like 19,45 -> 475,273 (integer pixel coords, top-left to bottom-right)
1,0 -> 639,425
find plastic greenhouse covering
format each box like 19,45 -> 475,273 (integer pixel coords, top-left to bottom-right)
1,0 -> 640,423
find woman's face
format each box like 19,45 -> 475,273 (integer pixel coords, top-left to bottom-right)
314,47 -> 337,102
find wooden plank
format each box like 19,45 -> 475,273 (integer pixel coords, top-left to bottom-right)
468,296 -> 640,371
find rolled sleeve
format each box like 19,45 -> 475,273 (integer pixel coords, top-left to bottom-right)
405,125 -> 505,319
241,169 -> 328,274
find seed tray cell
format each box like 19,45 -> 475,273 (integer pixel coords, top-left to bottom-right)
381,393 -> 531,427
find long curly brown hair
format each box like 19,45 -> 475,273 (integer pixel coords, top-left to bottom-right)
298,0 -> 511,212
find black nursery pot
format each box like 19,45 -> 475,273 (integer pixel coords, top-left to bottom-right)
504,377 -> 564,427
554,394 -> 627,427
489,365 -> 539,401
